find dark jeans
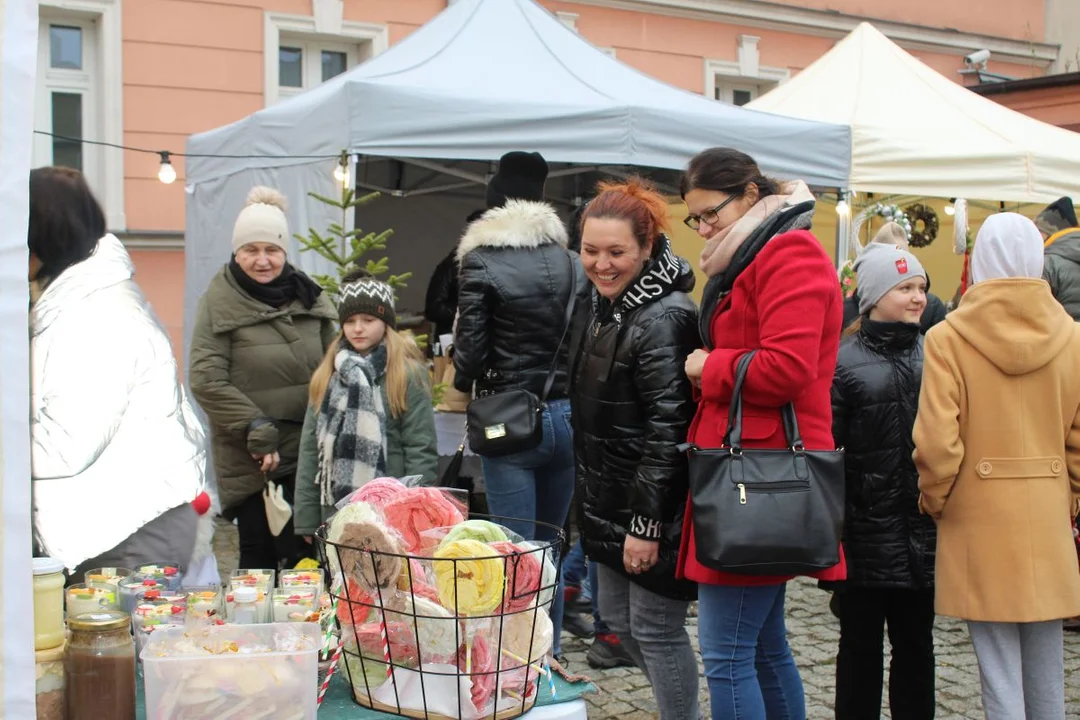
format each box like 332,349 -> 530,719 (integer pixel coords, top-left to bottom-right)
835,587 -> 936,720
235,473 -> 299,571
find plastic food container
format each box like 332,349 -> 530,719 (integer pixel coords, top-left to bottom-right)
65,582 -> 119,619
35,643 -> 65,720
84,567 -> 132,588
134,564 -> 183,592
229,569 -> 275,592
33,557 -> 66,651
280,569 -> 324,594
142,623 -> 320,720
224,587 -> 270,623
272,589 -> 320,623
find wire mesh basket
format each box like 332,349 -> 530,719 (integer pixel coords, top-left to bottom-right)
316,512 -> 563,720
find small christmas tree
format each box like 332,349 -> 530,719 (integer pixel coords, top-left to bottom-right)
294,184 -> 411,298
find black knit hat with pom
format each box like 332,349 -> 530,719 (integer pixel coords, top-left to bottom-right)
338,268 -> 396,329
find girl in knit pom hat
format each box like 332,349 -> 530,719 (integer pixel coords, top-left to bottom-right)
829,242 -> 937,719
294,269 -> 438,540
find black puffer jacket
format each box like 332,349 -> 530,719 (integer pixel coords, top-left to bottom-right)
454,200 -> 584,399
424,250 -> 459,338
569,237 -> 698,601
830,319 -> 936,589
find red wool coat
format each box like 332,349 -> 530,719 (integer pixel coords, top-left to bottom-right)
676,229 -> 848,586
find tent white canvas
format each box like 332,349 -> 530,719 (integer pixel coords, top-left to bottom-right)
185,0 -> 850,188
749,22 -> 1080,204
183,0 -> 851,366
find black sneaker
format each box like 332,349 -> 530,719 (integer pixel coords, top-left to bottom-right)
561,611 -> 595,639
587,634 -> 636,669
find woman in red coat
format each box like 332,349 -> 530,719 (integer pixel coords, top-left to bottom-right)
678,148 -> 846,720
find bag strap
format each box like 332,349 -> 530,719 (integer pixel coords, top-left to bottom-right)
723,350 -> 805,450
539,251 -> 579,404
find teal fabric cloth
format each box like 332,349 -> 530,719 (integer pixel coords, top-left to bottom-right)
137,665 -> 593,718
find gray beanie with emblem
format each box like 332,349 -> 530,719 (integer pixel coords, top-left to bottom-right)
854,242 -> 926,316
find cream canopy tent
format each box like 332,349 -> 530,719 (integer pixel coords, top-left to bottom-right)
749,22 -> 1080,204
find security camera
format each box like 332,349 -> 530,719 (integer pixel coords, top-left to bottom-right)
964,49 -> 991,67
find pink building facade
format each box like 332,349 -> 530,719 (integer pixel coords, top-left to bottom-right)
31,0 -> 1073,363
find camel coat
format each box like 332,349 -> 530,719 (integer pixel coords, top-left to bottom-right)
913,278 -> 1080,622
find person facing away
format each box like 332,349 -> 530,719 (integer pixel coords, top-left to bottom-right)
830,242 -> 937,720
914,212 -> 1080,720
424,209 -> 486,339
189,186 -> 338,570
569,179 -> 700,719
678,146 -> 846,720
294,268 -> 438,538
841,222 -> 947,335
1038,196 -> 1080,320
28,166 -> 210,578
452,150 -> 584,661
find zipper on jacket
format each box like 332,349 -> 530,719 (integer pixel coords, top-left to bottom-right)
736,480 -> 810,505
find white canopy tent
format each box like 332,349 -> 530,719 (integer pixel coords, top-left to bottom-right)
183,0 -> 850,360
0,0 -> 39,714
749,22 -> 1080,205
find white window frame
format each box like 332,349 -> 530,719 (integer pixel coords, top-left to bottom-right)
276,40 -> 360,100
264,12 -> 388,106
36,0 -> 124,230
705,35 -> 789,106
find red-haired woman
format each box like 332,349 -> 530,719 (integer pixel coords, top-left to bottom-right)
678,148 -> 845,720
569,179 -> 699,719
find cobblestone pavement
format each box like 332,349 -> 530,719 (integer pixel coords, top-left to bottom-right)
212,518 -> 1079,718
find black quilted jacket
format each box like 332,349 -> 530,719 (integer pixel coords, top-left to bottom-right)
453,200 -> 584,399
569,236 -> 698,600
830,319 -> 936,589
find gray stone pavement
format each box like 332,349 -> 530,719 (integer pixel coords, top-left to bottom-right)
212,518 -> 1080,718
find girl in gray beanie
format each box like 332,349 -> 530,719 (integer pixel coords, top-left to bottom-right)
830,239 -> 936,718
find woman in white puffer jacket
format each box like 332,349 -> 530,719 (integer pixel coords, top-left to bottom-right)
29,166 -> 215,580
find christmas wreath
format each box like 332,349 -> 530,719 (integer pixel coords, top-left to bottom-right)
904,203 -> 939,248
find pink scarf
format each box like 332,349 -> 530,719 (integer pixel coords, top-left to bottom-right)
699,181 -> 815,278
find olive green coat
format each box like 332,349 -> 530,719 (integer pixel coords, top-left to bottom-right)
188,266 -> 337,511
293,365 -> 439,535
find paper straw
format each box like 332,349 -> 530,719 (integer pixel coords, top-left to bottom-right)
380,617 -> 392,679
499,648 -> 548,677
317,645 -> 344,705
545,656 -> 557,700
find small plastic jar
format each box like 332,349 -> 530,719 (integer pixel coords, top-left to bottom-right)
32,558 -> 66,651
65,611 -> 135,720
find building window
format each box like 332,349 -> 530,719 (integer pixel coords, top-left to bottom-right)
265,13 -> 389,106
34,18 -> 97,176
35,0 -> 125,230
276,39 -> 357,99
714,82 -> 765,106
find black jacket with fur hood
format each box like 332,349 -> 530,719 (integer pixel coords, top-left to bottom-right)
453,200 -> 584,400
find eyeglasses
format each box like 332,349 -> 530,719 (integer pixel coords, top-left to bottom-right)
683,194 -> 741,231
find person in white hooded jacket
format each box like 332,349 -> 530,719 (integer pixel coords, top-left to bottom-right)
29,167 -> 214,579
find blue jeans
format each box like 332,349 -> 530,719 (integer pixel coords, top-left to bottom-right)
698,583 -> 806,720
481,398 -> 576,654
563,539 -> 608,634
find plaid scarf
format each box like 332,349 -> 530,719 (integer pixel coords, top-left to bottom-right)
315,340 -> 388,506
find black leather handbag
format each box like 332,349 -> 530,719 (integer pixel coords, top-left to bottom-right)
466,253 -> 577,458
680,350 -> 845,575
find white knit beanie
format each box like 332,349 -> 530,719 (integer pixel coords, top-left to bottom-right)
232,186 -> 289,253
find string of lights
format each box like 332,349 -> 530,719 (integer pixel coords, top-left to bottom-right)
33,131 -> 346,185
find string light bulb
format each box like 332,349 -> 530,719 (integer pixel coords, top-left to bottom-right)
944,197 -> 956,216
836,198 -> 850,216
157,151 -> 177,185
333,152 -> 350,187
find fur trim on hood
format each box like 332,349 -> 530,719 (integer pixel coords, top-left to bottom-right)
456,199 -> 567,262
